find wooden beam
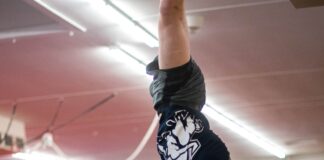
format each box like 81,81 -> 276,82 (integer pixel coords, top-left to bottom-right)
290,0 -> 324,8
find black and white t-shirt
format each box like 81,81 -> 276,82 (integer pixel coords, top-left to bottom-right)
147,57 -> 230,160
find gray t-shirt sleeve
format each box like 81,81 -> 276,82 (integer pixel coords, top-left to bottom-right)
146,57 -> 206,112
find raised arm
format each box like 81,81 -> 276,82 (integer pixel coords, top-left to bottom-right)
158,0 -> 190,69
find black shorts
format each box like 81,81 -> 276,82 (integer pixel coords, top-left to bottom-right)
147,57 -> 230,160
146,57 -> 206,112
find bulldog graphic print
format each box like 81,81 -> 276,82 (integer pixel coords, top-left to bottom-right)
157,110 -> 204,160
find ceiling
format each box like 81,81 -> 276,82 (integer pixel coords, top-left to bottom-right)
0,0 -> 324,159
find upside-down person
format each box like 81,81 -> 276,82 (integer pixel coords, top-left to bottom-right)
146,0 -> 231,159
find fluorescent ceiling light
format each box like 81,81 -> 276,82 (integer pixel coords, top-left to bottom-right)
0,24 -> 65,40
117,44 -> 152,65
90,0 -> 159,48
12,152 -> 66,160
202,105 -> 286,159
33,0 -> 87,32
102,47 -> 148,76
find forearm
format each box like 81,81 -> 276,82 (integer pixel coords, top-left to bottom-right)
158,0 -> 190,70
